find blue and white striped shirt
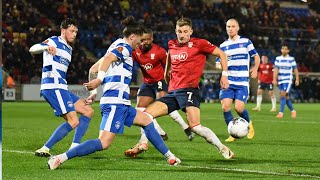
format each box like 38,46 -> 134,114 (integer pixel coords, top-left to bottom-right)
217,36 -> 258,87
100,38 -> 133,105
274,55 -> 297,84
40,36 -> 72,90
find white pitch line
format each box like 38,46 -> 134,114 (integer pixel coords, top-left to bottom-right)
3,149 -> 34,154
207,117 -> 319,124
3,149 -> 320,179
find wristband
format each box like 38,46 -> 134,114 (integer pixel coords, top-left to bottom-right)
222,71 -> 228,77
90,89 -> 97,95
97,71 -> 105,81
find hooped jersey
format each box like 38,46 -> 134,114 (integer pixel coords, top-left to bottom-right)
100,38 -> 133,105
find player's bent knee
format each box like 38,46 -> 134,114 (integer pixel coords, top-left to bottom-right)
234,106 -> 244,114
83,106 -> 94,118
68,118 -> 79,128
222,105 -> 231,112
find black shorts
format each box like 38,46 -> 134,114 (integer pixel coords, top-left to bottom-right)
258,82 -> 274,91
157,88 -> 201,113
137,80 -> 168,99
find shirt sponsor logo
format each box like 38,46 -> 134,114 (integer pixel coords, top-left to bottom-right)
171,52 -> 188,62
143,63 -> 153,71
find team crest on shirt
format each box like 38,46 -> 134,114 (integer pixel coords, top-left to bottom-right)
266,65 -> 269,69
239,44 -> 244,48
117,46 -> 124,53
151,53 -> 155,60
42,39 -> 49,44
136,52 -> 140,56
115,121 -> 121,129
226,46 -> 229,50
188,42 -> 193,48
67,101 -> 74,108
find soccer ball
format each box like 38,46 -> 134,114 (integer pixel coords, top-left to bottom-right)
227,117 -> 249,138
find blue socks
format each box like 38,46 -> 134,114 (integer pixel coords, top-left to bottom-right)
73,116 -> 91,143
143,122 -> 168,155
45,122 -> 73,149
223,111 -> 233,125
238,109 -> 250,123
280,96 -> 286,113
286,99 -> 294,111
66,139 -> 103,159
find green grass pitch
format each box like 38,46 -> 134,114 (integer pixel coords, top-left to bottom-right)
2,102 -> 320,179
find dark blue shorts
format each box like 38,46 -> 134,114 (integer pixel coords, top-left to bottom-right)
258,82 -> 274,91
157,88 -> 201,113
137,79 -> 168,99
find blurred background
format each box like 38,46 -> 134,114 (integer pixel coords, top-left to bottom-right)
2,0 -> 320,103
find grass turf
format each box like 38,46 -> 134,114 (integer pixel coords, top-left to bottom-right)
2,102 -> 320,179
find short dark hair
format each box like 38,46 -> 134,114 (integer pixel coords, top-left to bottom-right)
60,18 -> 78,29
144,28 -> 153,36
281,43 -> 290,49
176,17 -> 192,28
121,16 -> 145,37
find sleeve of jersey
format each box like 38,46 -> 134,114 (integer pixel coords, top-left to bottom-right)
40,38 -> 56,47
110,45 -> 131,61
292,58 -> 297,69
160,48 -> 167,65
274,59 -> 279,69
247,40 -> 258,57
200,39 -> 216,54
215,44 -> 222,63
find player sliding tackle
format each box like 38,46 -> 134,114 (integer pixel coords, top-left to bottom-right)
125,17 -> 235,160
47,16 -> 181,170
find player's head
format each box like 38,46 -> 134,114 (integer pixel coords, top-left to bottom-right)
140,28 -> 153,53
261,55 -> 269,64
226,19 -> 239,38
121,16 -> 145,50
175,17 -> 193,44
281,43 -> 290,56
60,18 -> 78,44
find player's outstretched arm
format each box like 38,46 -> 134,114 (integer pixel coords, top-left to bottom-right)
294,68 -> 300,86
85,57 -> 104,104
84,53 -> 118,91
29,44 -> 56,55
164,51 -> 172,84
212,48 -> 229,89
250,54 -> 260,79
272,68 -> 279,86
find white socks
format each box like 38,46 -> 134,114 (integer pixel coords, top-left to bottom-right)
257,95 -> 262,108
192,125 -> 224,150
164,150 -> 175,160
58,153 -> 68,163
169,110 -> 189,130
271,96 -> 276,109
139,119 -> 166,144
69,143 -> 79,150
136,107 -> 166,144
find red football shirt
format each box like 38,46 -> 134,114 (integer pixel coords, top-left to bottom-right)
258,62 -> 274,83
132,44 -> 167,83
168,38 -> 216,91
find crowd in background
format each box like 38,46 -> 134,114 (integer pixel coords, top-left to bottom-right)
2,0 -> 320,102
